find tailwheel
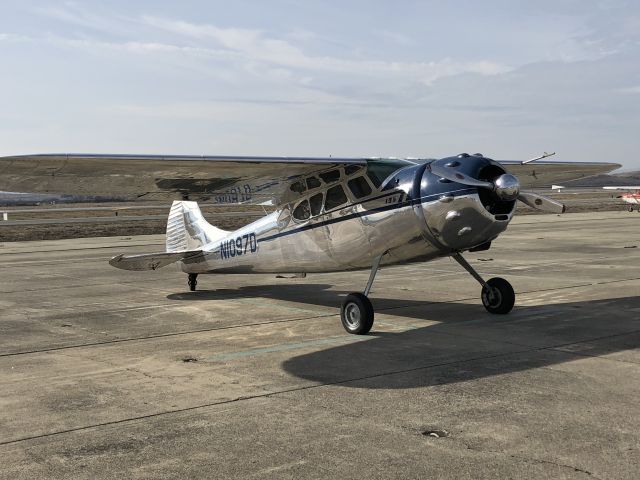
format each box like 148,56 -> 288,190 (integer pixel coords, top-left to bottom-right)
481,277 -> 515,314
187,273 -> 198,292
341,293 -> 374,335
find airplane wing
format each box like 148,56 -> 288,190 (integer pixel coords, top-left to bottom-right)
603,186 -> 640,190
0,154 -> 411,206
0,153 -> 619,204
499,161 -> 621,188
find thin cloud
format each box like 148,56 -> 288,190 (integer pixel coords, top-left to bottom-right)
141,16 -> 511,84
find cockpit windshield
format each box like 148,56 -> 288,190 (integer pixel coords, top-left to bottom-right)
366,160 -> 403,188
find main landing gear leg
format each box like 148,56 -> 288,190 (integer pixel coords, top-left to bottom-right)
187,273 -> 198,292
452,253 -> 515,314
340,254 -> 383,335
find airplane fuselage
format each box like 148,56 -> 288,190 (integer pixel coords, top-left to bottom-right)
181,158 -> 515,274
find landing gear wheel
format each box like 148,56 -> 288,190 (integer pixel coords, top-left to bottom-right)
188,273 -> 198,292
341,293 -> 374,335
481,277 -> 515,314
629,206 -> 634,212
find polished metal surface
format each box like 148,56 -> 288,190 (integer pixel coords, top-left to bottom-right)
343,302 -> 361,328
500,160 -> 620,188
109,154 -> 600,275
493,174 -> 520,201
165,201 -> 229,252
517,191 -> 565,214
429,161 -> 493,188
0,151 -> 621,276
0,154 -> 619,206
130,158 -> 514,275
109,250 -> 203,271
0,154 -> 409,206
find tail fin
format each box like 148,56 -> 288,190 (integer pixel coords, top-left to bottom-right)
166,201 -> 229,252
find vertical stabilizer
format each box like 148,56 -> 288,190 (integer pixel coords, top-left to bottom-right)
166,201 -> 229,252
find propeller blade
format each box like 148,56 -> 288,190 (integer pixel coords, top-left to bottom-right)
430,163 -> 493,189
517,191 -> 565,214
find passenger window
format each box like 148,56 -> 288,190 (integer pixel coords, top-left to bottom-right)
306,177 -> 321,189
293,200 -> 310,220
310,193 -> 323,216
347,176 -> 372,199
319,170 -> 340,184
344,165 -> 362,175
290,180 -> 306,193
325,185 -> 348,211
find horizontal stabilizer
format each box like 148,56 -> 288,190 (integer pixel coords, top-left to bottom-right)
109,250 -> 202,271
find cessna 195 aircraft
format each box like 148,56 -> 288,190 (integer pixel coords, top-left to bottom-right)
0,152 -> 619,334
603,186 -> 640,211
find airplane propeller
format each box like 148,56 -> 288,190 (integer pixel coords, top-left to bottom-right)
430,161 -> 566,214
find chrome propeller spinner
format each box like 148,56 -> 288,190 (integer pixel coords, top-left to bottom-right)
493,173 -> 520,201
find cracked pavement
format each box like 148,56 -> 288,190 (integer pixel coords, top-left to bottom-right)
0,211 -> 638,479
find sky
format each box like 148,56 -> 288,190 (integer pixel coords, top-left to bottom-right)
0,1 -> 639,170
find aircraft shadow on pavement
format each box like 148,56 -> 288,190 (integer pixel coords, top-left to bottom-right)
167,285 -> 640,389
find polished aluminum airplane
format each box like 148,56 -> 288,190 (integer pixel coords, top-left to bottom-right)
0,152 -> 619,334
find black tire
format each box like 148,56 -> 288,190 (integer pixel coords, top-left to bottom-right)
629,206 -> 634,212
481,277 -> 515,314
340,293 -> 374,334
188,274 -> 198,292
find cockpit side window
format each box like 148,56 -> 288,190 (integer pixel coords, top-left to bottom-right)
319,169 -> 340,184
309,192 -> 323,216
306,176 -> 321,189
347,176 -> 372,199
292,199 -> 311,220
344,165 -> 362,175
290,180 -> 306,193
324,184 -> 348,211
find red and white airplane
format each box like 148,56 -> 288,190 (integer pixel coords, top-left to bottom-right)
603,186 -> 640,211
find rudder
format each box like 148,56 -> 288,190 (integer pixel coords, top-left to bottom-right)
166,201 -> 229,252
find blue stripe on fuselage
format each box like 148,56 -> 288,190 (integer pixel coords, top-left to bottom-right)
257,187 -> 476,244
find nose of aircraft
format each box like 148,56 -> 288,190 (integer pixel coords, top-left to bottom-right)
418,154 -> 515,251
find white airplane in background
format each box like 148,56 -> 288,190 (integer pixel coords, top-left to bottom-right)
0,152 -> 619,334
603,186 -> 640,211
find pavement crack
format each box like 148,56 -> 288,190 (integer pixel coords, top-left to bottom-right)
0,314 -> 338,358
549,348 -> 640,366
509,453 -> 603,479
455,439 -> 602,479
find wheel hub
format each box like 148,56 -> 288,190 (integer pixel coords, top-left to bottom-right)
483,287 -> 502,308
344,302 -> 361,327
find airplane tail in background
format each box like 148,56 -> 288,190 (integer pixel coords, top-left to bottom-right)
166,201 -> 229,252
